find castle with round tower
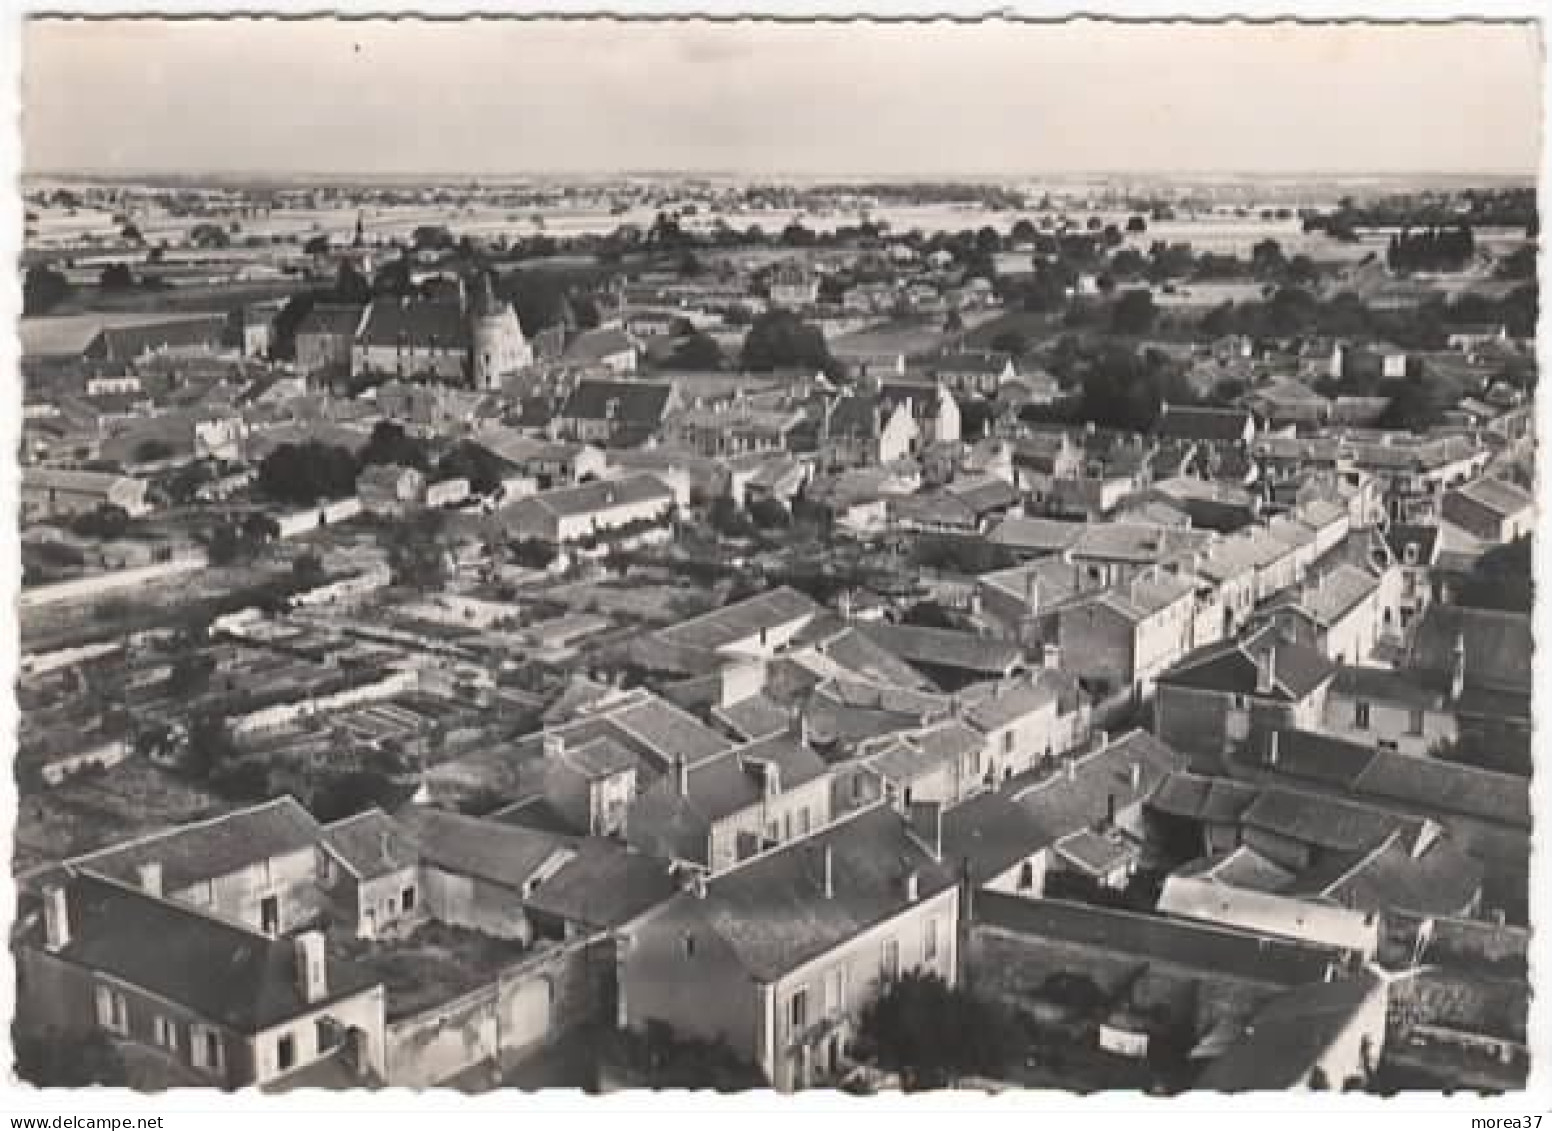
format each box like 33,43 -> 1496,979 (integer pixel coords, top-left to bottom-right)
469,272 -> 534,391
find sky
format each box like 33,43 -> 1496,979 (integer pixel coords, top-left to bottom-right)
21,19 -> 1546,178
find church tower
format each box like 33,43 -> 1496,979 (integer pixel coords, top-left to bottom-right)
469,271 -> 534,391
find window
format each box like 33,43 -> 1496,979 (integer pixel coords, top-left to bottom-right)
154,1016 -> 180,1053
1018,861 -> 1035,891
924,917 -> 939,963
789,987 -> 809,1033
682,933 -> 696,959
191,1026 -> 224,1073
387,897 -> 398,915
260,895 -> 280,935
1407,709 -> 1425,737
882,939 -> 900,981
1003,732 -> 1014,755
277,1034 -> 296,1072
95,986 -> 128,1035
828,967 -> 848,1017
402,887 -> 416,912
1354,701 -> 1371,730
798,808 -> 811,836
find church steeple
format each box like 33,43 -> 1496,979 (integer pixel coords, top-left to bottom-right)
353,211 -> 365,249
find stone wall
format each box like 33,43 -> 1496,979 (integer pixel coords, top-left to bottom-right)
384,933 -> 614,1087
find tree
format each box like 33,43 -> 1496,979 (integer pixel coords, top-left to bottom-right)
13,1027 -> 128,1088
670,331 -> 725,371
335,260 -> 372,305
989,329 -> 1028,358
1454,534 -> 1532,613
747,496 -> 791,530
382,509 -> 451,591
1111,288 -> 1158,335
437,441 -> 506,496
412,224 -> 455,252
70,503 -> 130,540
291,550 -> 326,587
133,438 -> 176,463
303,233 -> 331,256
854,971 -> 1022,1090
257,441 -> 359,505
23,264 -> 72,315
740,309 -> 840,377
359,421 -> 428,471
707,495 -> 755,539
120,222 -> 143,244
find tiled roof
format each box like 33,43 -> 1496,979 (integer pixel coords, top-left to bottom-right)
1311,834 -> 1483,918
683,805 -> 958,982
974,892 -> 1338,986
1155,405 -> 1254,443
988,516 -> 1086,555
858,622 -> 1022,677
558,379 -> 673,425
1240,787 -> 1417,855
357,298 -> 469,350
27,873 -> 379,1032
1014,730 -> 1186,840
322,808 -> 420,882
1156,626 -> 1335,702
521,839 -> 679,929
964,676 -> 1058,733
1268,564 -> 1379,629
1196,970 -> 1387,1090
1329,665 -> 1443,710
712,693 -> 792,742
296,303 -> 366,338
34,797 -> 322,897
1448,475 -> 1534,519
1405,605 -> 1532,694
1147,772 -> 1260,825
394,807 -> 574,891
657,587 -> 820,654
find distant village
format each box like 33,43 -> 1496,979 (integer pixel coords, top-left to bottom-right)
13,174 -> 1538,1093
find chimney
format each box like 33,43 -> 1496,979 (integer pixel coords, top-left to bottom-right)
822,845 -> 834,900
673,755 -> 689,796
1256,644 -> 1276,695
1266,730 -> 1281,767
294,930 -> 328,1005
42,885 -> 70,952
1065,757 -> 1077,782
1128,762 -> 1142,791
1042,643 -> 1061,670
136,860 -> 163,897
543,731 -> 565,760
1449,631 -> 1467,702
1024,572 -> 1040,609
904,869 -> 920,903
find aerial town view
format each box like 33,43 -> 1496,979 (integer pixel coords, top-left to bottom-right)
8,17 -> 1542,1099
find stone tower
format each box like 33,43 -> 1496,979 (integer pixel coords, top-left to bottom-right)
469,271 -> 533,391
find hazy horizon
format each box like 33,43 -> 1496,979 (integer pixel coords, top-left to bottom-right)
24,19 -> 1545,180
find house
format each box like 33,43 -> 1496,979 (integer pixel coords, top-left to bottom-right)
769,260 -> 820,308
470,426 -> 608,489
862,718 -> 990,808
15,872 -> 387,1089
21,466 -> 151,521
643,587 -> 823,676
391,807 -> 576,943
1319,667 -> 1455,756
26,797 -> 326,938
1154,404 -> 1256,448
821,392 -> 919,469
1263,563 -> 1389,665
975,555 -> 1108,647
1440,476 -> 1534,544
1055,570 -> 1199,698
551,379 -> 678,448
666,403 -> 807,458
856,622 -> 1023,692
489,473 -> 676,548
929,351 -> 1017,397
878,379 -> 961,446
318,808 -> 423,940
1383,523 -> 1440,630
1152,626 -> 1337,756
1156,849 -> 1382,957
521,839 -> 679,940
1010,434 -> 1084,501
944,729 -> 1184,899
618,803 -> 960,1091
625,734 -> 833,875
561,326 -> 638,374
83,316 -> 230,364
1401,605 -> 1532,745
535,729 -> 639,837
352,298 -> 470,383
1196,970 -> 1389,1092
356,464 -> 427,517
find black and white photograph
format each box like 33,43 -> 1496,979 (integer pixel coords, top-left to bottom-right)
6,12 -> 1545,1104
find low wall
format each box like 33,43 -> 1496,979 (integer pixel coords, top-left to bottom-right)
228,670 -> 418,735
383,933 -> 615,1088
19,554 -> 206,610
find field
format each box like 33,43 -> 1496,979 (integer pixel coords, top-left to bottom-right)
13,761 -> 233,874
